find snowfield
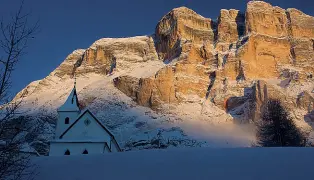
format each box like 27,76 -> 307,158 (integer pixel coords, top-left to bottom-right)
29,147 -> 314,180
9,35 -> 312,153
12,71 -> 256,152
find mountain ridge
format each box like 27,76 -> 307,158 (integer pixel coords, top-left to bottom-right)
11,1 -> 314,154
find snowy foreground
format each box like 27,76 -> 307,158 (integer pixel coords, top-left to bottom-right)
29,148 -> 314,180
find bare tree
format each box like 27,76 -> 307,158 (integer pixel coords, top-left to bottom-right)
0,0 -> 39,179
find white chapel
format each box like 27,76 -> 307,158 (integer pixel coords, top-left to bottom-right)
49,81 -> 121,156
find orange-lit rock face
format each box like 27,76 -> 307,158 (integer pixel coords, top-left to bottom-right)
84,48 -> 96,64
112,3 -> 313,110
292,39 -> 314,63
155,7 -> 216,61
291,39 -> 314,80
238,35 -> 291,79
218,9 -> 245,43
75,36 -> 159,75
136,78 -> 155,107
115,42 -> 215,108
11,1 -> 313,139
153,66 -> 177,103
287,8 -> 314,39
246,1 -> 289,37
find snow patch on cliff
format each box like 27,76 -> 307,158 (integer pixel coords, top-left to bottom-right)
90,36 -> 152,50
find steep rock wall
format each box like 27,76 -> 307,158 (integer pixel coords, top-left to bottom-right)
115,1 -> 313,118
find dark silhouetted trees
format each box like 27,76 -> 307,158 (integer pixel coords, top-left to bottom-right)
0,0 -> 39,179
256,99 -> 305,147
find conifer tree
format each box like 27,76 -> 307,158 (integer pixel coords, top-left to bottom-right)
256,99 -> 305,147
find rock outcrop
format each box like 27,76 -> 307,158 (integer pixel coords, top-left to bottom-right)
297,91 -> 314,111
10,1 -> 314,153
287,8 -> 314,39
237,34 -> 291,79
218,9 -> 245,43
113,1 -> 313,117
155,7 -> 216,61
14,1 -> 314,127
246,1 -> 289,37
78,36 -> 159,75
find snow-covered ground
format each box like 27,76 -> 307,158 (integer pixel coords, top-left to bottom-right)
9,35 -> 311,153
11,70 -> 256,152
28,147 -> 314,180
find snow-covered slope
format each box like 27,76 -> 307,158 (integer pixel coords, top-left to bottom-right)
14,72 -> 255,152
10,3 -> 314,154
10,36 -> 255,154
29,148 -> 314,180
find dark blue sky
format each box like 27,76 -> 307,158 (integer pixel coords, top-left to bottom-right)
1,0 -> 314,96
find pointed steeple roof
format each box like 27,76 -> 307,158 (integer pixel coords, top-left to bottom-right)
58,77 -> 80,112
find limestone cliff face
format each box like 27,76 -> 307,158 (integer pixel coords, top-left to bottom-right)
15,1 -> 314,125
114,1 -> 313,121
287,8 -> 314,39
113,7 -> 219,109
246,1 -> 289,37
155,7 -> 216,61
76,36 -> 159,75
53,49 -> 86,78
11,1 -> 314,153
288,8 -> 314,80
238,1 -> 314,81
218,9 -> 245,43
237,34 -> 291,79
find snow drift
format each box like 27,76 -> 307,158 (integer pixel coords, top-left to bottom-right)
29,147 -> 314,180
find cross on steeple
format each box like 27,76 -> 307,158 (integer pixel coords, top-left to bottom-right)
72,74 -> 77,104
57,73 -> 80,112
58,87 -> 79,111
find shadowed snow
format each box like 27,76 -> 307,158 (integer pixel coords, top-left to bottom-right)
28,148 -> 314,180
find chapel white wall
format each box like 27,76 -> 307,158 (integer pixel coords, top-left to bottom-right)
61,112 -> 111,142
55,111 -> 80,138
49,142 -> 106,156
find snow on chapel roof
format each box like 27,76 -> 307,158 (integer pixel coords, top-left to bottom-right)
58,85 -> 80,112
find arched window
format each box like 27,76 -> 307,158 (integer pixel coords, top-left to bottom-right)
65,117 -> 70,124
82,149 -> 88,154
64,149 -> 70,155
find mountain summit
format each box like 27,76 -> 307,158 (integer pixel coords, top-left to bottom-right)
12,1 -> 314,154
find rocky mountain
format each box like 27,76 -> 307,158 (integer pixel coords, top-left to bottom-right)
12,1 -> 314,154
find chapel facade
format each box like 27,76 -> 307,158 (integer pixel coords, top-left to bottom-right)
49,81 -> 121,156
